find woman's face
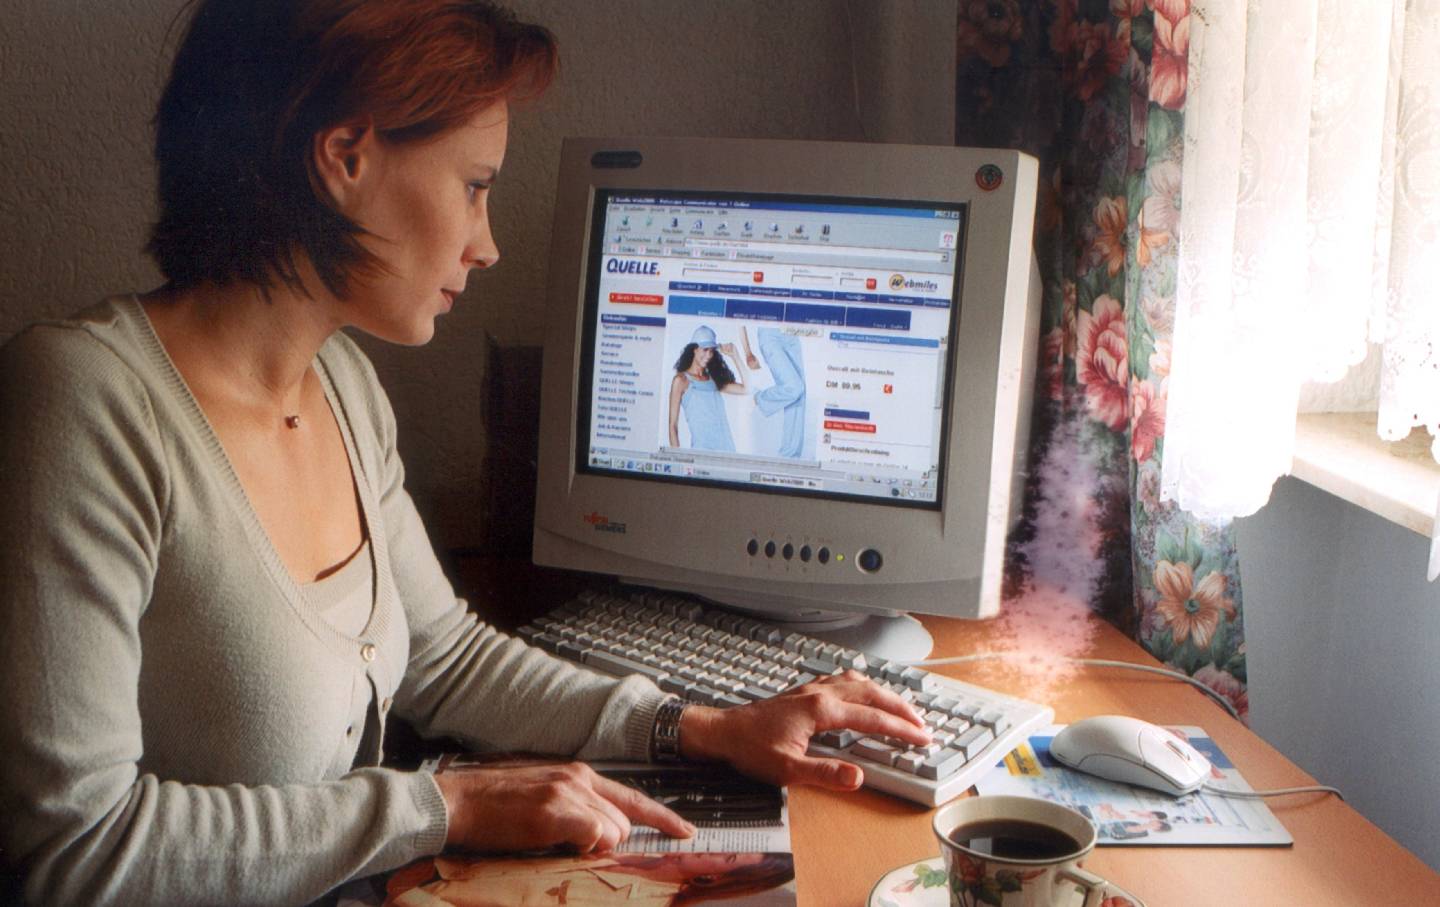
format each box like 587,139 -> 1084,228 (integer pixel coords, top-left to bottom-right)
693,346 -> 714,369
340,102 -> 509,345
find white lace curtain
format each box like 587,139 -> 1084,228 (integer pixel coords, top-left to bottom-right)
1161,0 -> 1439,523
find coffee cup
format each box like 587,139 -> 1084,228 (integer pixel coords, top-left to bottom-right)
932,795 -> 1146,907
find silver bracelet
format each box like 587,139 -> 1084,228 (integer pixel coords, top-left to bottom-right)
651,696 -> 688,762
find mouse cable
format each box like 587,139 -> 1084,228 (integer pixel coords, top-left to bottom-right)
908,653 -> 1243,722
1202,782 -> 1344,802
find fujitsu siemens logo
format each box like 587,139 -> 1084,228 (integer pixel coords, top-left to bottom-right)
584,511 -> 628,534
605,258 -> 660,276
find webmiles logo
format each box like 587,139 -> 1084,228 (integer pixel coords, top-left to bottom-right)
889,273 -> 939,293
584,511 -> 628,534
606,258 -> 660,276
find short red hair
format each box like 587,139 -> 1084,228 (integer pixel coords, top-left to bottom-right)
147,0 -> 558,298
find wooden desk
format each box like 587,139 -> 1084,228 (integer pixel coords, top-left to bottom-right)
451,558 -> 1440,905
789,610 -> 1440,906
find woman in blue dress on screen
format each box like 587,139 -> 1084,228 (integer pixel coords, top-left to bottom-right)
668,325 -> 748,451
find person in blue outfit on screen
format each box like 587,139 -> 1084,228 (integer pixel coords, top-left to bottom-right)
668,325 -> 747,451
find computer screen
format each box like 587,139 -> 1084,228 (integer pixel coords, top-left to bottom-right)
577,190 -> 962,509
534,138 -> 1038,659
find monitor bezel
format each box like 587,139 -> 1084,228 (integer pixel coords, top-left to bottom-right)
533,137 -> 1039,622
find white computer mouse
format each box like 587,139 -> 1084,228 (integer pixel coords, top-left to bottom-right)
1050,715 -> 1212,797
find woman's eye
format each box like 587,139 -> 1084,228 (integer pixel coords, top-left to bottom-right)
466,182 -> 490,202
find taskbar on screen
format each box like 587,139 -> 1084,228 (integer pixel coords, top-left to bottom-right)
585,449 -> 938,504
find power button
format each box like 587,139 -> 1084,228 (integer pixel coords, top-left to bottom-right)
857,549 -> 884,573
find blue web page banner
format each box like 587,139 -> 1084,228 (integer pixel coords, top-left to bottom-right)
667,295 -> 726,317
844,308 -> 911,331
725,299 -> 785,322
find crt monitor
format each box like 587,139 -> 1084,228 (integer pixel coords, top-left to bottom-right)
533,137 -> 1039,660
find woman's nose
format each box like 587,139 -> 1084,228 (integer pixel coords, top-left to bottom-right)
467,218 -> 500,270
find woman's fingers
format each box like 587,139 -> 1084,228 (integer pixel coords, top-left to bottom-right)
821,672 -> 926,723
591,773 -> 697,840
821,700 -> 932,747
783,755 -> 864,791
805,671 -> 928,736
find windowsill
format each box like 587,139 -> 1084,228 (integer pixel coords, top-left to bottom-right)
1291,412 -> 1439,538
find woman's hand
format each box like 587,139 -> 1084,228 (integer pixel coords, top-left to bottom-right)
719,342 -> 738,358
433,761 -> 696,853
679,671 -> 931,790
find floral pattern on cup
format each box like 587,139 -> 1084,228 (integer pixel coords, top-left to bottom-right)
946,849 -> 1046,906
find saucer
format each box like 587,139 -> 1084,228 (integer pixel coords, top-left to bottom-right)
867,857 -> 949,907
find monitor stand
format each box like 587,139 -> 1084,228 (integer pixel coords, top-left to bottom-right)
624,579 -> 934,663
756,609 -> 935,665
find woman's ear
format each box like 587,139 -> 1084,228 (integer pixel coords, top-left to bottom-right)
312,121 -> 378,210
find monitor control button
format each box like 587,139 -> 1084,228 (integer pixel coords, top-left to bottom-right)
817,547 -> 830,565
799,545 -> 812,562
764,540 -> 777,558
782,543 -> 794,560
746,538 -> 759,556
858,549 -> 884,573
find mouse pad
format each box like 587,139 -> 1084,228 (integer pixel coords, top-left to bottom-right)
973,724 -> 1291,847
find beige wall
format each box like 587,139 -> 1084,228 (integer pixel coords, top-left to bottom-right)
0,0 -> 955,552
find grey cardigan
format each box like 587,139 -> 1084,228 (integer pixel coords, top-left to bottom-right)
0,297 -> 667,906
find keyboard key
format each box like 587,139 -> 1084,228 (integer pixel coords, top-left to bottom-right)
799,657 -> 841,677
919,748 -> 970,780
816,729 -> 861,748
850,738 -> 901,765
895,752 -> 924,774
899,667 -> 927,690
975,708 -> 1012,733
952,724 -> 995,759
557,641 -> 590,661
584,650 -> 668,684
659,676 -> 696,697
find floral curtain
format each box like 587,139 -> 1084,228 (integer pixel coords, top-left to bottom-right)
956,0 -> 1249,718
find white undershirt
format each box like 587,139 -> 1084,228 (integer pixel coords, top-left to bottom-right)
299,539 -> 374,638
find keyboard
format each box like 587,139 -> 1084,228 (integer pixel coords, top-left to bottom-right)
518,588 -> 1054,807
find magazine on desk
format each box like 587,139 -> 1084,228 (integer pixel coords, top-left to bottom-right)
337,755 -> 797,906
974,724 -> 1292,847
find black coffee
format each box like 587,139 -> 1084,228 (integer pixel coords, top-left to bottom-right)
946,819 -> 1081,861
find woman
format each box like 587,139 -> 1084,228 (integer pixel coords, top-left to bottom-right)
668,326 -> 748,451
0,2 -> 929,904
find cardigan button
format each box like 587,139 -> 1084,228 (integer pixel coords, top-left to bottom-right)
360,643 -> 377,663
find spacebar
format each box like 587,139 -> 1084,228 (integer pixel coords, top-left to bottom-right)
583,650 -> 668,683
